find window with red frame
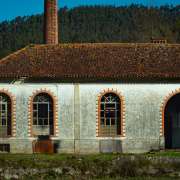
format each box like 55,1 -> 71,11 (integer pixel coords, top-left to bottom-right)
99,93 -> 121,137
0,93 -> 11,137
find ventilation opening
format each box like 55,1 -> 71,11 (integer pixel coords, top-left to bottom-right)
151,38 -> 167,44
0,144 -> 10,153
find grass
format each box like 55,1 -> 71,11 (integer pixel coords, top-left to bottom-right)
0,152 -> 178,169
0,152 -> 180,179
147,151 -> 180,157
95,178 -> 180,180
1,151 -> 180,161
19,176 -> 180,180
0,151 -> 179,168
0,153 -> 120,161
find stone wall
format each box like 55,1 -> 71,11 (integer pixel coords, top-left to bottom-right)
0,83 -> 179,153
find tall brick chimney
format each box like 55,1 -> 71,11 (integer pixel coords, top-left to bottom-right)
44,0 -> 59,44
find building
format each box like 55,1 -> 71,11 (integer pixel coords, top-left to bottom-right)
0,0 -> 179,153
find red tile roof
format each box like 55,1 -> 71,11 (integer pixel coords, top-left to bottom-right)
0,43 -> 179,81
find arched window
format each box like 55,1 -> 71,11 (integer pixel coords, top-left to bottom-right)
0,93 -> 11,137
99,93 -> 121,137
32,93 -> 54,136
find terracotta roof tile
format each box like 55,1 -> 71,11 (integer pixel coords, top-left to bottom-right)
0,43 -> 179,81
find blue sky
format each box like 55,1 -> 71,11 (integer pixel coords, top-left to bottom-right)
0,0 -> 179,22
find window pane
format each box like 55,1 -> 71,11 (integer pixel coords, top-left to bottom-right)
101,104 -> 104,110
2,119 -> 6,126
2,104 -> 6,111
106,103 -> 115,109
38,118 -> 43,125
33,104 -> 37,110
101,118 -> 104,125
44,118 -> 48,125
100,111 -> 104,117
111,118 -> 115,125
1,111 -> 6,118
106,118 -> 110,126
38,104 -> 48,118
49,111 -> 53,118
105,110 -> 111,118
33,111 -> 37,117
33,118 -> 37,125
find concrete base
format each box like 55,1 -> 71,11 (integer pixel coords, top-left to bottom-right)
122,138 -> 161,153
0,138 -> 163,154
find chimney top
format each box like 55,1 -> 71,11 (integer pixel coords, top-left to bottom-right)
44,0 -> 59,44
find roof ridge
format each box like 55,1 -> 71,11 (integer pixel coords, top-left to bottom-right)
36,42 -> 180,45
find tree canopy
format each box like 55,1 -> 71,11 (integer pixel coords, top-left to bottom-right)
0,5 -> 179,58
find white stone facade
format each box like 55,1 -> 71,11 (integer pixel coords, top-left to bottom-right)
0,83 -> 179,153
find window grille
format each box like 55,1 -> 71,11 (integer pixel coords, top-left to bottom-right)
33,93 -> 54,135
0,144 -> 10,152
0,93 -> 11,137
99,93 -> 121,137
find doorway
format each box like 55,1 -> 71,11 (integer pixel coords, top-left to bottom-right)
164,93 -> 180,149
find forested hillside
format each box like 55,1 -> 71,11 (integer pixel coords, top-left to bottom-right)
0,5 -> 180,58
